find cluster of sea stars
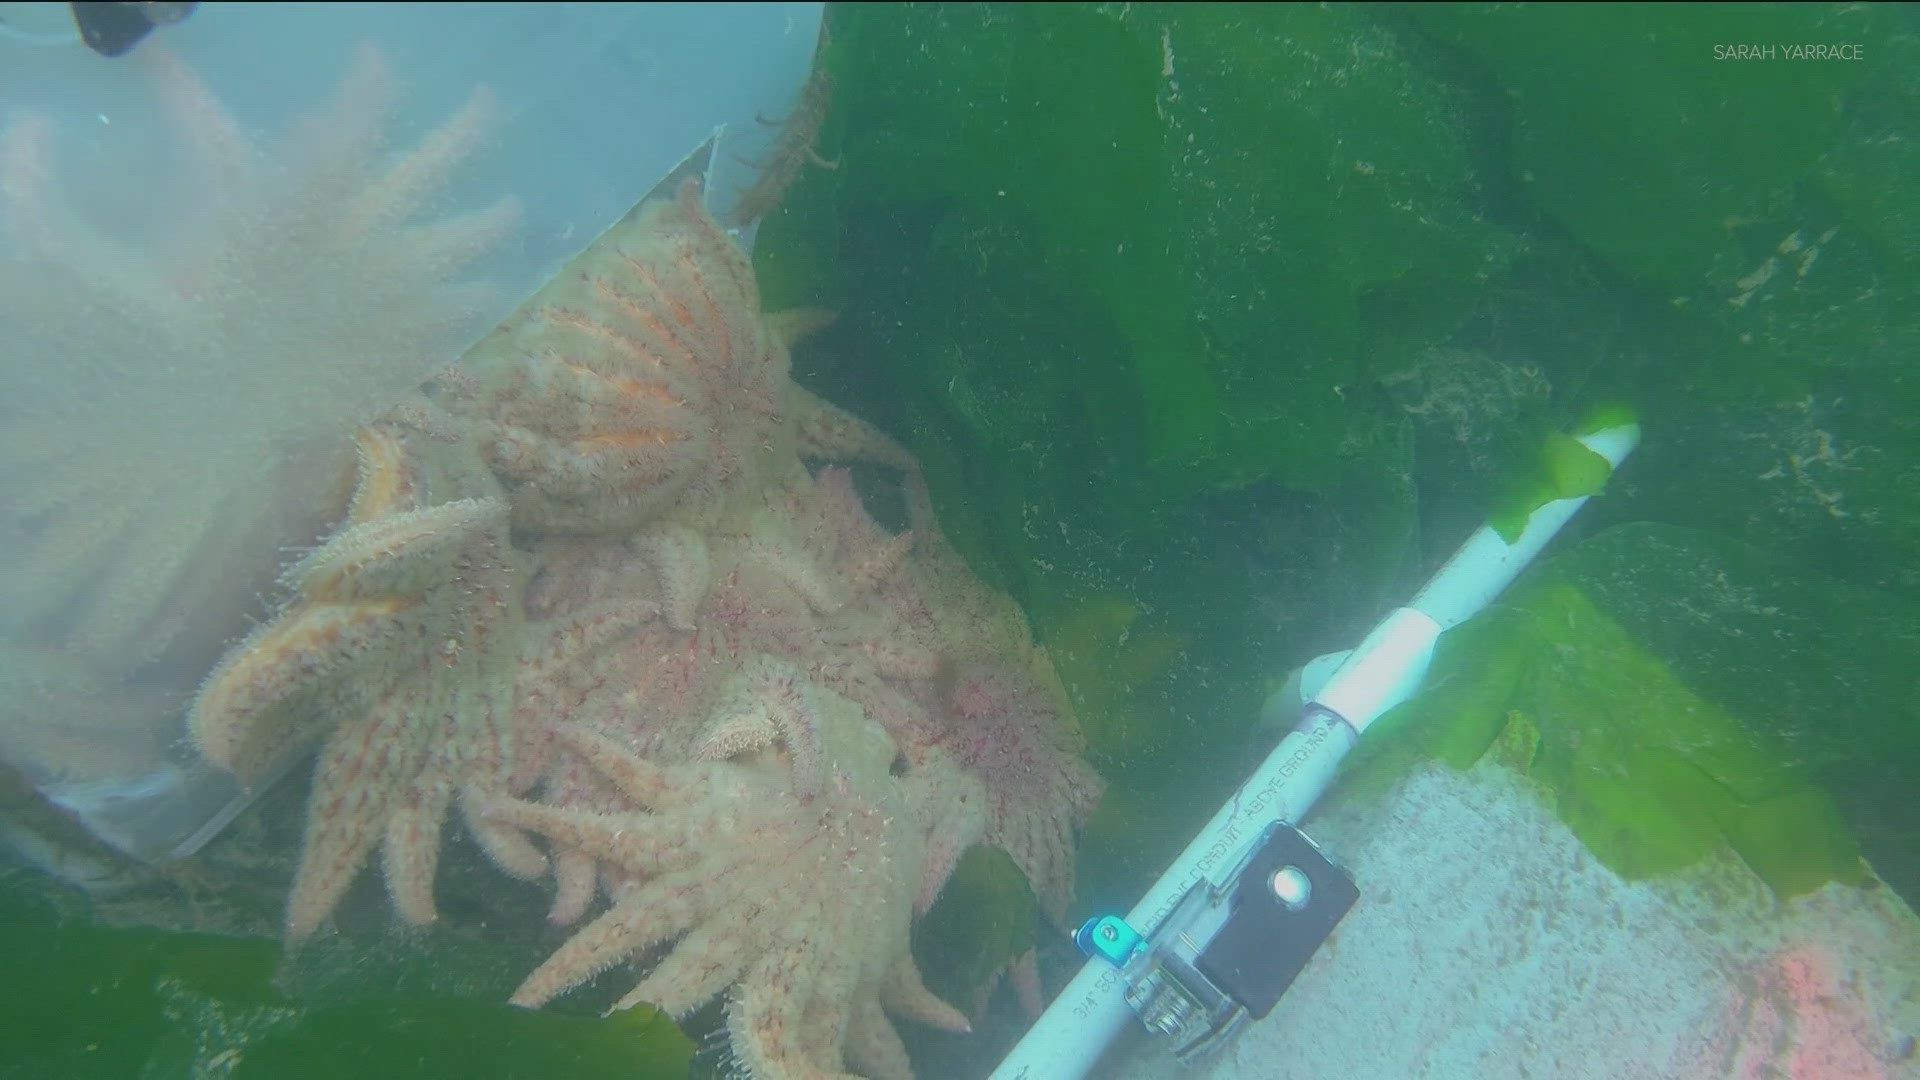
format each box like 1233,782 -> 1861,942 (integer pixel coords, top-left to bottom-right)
0,45 -> 516,800
188,180 -> 1101,1078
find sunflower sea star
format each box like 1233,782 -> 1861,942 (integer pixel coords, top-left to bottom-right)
491,716 -> 978,1080
936,660 -> 1103,925
448,183 -> 789,537
187,177 -> 1102,1078
0,45 -> 517,681
189,421 -> 537,938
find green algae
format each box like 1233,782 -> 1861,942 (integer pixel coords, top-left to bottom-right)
758,1 -> 1920,924
1487,430 -> 1617,542
0,870 -> 692,1080
915,846 -> 1039,1012
1412,4 -> 1879,294
1344,524 -> 1904,900
765,3 -> 1506,509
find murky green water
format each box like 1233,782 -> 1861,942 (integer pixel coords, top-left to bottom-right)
6,4 -> 1919,1078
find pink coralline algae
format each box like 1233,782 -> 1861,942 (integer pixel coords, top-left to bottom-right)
188,180 -> 1101,1078
1675,944 -> 1890,1080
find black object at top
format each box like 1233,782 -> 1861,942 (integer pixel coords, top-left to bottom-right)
70,2 -> 196,58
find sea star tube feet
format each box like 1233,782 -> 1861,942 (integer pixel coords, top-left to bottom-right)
490,710 -> 975,1079
189,421 -> 533,938
180,174 -> 1105,1079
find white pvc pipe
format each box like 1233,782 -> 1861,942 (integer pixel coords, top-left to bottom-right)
990,423 -> 1639,1079
991,709 -> 1356,1080
1411,424 -> 1641,632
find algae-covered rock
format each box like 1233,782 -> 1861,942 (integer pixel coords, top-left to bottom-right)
1413,4 -> 1878,294
1349,521 -> 1920,901
755,0 -> 1920,929
768,3 -> 1509,511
